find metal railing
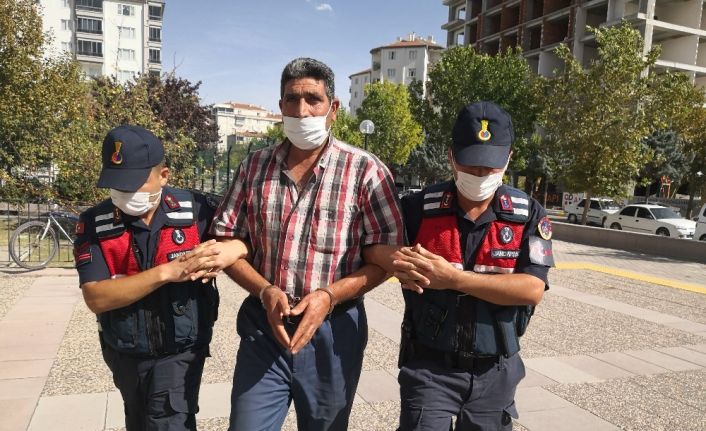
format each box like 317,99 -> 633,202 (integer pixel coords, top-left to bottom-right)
1,201 -> 87,268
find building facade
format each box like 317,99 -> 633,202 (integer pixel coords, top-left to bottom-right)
442,0 -> 706,86
349,33 -> 444,115
212,102 -> 282,152
39,0 -> 164,81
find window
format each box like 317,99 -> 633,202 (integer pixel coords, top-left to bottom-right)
364,76 -> 369,83
456,32 -> 465,46
457,7 -> 466,20
149,5 -> 162,20
149,27 -> 161,42
590,200 -> 601,210
387,68 -> 396,78
76,39 -> 102,57
77,17 -> 102,34
636,208 -> 653,219
118,26 -> 135,39
354,91 -> 358,98
408,68 -> 416,78
76,0 -> 102,11
354,77 -> 359,85
117,4 -> 135,16
619,207 -> 636,217
149,48 -> 161,63
118,48 -> 136,61
117,70 -> 135,82
388,51 -> 396,60
409,50 -> 417,60
60,19 -> 71,31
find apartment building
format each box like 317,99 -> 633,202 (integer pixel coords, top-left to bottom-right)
39,0 -> 164,81
442,0 -> 706,86
212,102 -> 283,152
349,33 -> 444,115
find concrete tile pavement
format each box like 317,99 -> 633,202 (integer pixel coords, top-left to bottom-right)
2,240 -> 706,430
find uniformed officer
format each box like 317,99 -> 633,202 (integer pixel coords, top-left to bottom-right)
73,125 -> 246,431
366,101 -> 554,430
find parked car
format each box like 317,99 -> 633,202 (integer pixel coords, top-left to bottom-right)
605,204 -> 696,238
695,203 -> 706,241
565,198 -> 620,227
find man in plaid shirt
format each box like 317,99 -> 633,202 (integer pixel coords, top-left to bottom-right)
210,58 -> 404,431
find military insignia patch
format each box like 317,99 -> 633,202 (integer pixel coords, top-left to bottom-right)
113,208 -> 122,223
111,141 -> 123,165
538,217 -> 553,240
75,221 -> 85,235
172,229 -> 185,245
164,194 -> 180,210
499,226 -> 514,244
478,119 -> 492,142
499,194 -> 513,211
440,191 -> 453,209
73,242 -> 92,267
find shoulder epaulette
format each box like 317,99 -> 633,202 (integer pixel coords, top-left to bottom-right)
493,186 -> 530,223
93,199 -> 126,238
162,187 -> 196,227
421,181 -> 456,216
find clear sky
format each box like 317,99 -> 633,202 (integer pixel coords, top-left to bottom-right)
161,1 -> 448,112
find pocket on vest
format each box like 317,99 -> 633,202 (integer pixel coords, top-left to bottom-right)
170,286 -> 196,346
105,305 -> 138,349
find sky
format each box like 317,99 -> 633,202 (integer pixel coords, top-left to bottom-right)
161,1 -> 448,112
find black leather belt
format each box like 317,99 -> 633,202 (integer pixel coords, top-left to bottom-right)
411,341 -> 499,372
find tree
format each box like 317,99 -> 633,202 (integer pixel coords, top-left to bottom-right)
409,46 -> 543,184
356,81 -> 423,167
640,130 -> 693,200
542,22 -> 662,224
331,108 -> 362,148
0,0 -> 89,202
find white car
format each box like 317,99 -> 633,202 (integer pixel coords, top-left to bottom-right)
565,198 -> 620,227
605,204 -> 696,238
695,203 -> 706,241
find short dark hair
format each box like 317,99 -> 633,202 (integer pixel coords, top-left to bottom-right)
280,58 -> 335,103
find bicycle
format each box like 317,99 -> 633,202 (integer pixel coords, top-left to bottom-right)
9,209 -> 79,270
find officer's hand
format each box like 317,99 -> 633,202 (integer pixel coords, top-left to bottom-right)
186,240 -> 249,283
261,287 -> 291,349
394,244 -> 460,291
288,290 -> 331,354
163,240 -> 222,283
392,246 -> 431,294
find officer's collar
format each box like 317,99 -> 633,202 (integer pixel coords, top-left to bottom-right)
160,187 -> 181,213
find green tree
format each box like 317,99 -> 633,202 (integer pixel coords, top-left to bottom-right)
542,22 -> 663,224
356,81 -> 423,167
0,0 -> 89,202
409,46 -> 543,184
331,108 -> 362,148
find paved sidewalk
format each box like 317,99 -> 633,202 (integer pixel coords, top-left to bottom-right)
1,240 -> 705,430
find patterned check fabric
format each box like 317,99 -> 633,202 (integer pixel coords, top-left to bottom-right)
210,136 -> 404,297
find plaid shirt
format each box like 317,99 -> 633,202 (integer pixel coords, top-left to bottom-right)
210,136 -> 404,297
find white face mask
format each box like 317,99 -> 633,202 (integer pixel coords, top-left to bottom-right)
282,103 -> 333,150
454,162 -> 507,202
110,188 -> 162,216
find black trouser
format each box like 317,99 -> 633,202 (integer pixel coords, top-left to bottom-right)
102,345 -> 207,431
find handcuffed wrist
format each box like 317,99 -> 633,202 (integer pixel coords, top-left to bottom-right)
259,284 -> 278,305
317,287 -> 336,315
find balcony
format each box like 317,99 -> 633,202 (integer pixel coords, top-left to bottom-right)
75,0 -> 102,12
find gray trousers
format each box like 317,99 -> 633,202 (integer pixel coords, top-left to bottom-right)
398,353 -> 525,431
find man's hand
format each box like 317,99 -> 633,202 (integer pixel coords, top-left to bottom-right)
288,290 -> 332,354
161,240 -> 222,283
261,286 -> 291,349
185,239 -> 249,283
393,244 -> 460,292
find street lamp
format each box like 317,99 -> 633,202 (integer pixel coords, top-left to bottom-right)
359,119 -> 375,151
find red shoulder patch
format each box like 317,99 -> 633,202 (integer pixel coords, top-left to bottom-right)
164,194 -> 180,210
73,242 -> 92,267
75,221 -> 85,235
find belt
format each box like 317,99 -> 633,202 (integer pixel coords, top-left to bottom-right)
410,341 -> 499,372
